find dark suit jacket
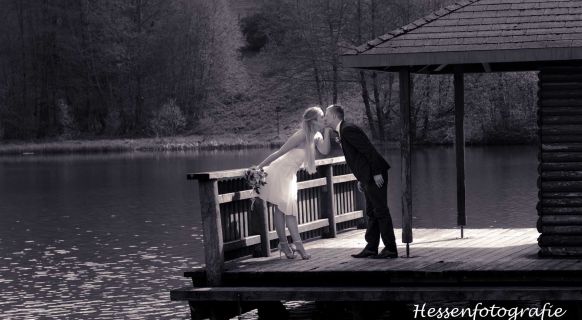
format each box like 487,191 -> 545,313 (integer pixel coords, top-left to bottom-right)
339,122 -> 390,183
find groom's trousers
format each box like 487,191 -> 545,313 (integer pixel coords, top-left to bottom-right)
362,172 -> 398,253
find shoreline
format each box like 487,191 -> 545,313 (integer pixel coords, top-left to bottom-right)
0,135 -> 286,156
0,135 -> 534,156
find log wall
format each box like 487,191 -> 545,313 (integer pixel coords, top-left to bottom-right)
538,65 -> 582,257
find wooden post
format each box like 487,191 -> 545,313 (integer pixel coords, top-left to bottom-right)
198,179 -> 224,286
454,68 -> 467,237
399,69 -> 413,257
322,164 -> 337,237
251,198 -> 271,257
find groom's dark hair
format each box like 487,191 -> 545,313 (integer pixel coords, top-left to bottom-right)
327,104 -> 344,120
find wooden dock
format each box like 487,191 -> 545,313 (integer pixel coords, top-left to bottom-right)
172,228 -> 582,319
172,154 -> 582,319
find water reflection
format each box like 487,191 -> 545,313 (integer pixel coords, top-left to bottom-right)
0,146 -> 537,318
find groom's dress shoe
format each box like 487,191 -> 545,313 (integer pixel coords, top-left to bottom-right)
351,248 -> 377,258
372,249 -> 398,259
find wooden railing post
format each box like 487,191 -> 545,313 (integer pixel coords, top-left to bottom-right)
198,179 -> 223,286
251,198 -> 271,257
322,164 -> 337,238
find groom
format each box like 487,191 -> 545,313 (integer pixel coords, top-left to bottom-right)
324,105 -> 398,259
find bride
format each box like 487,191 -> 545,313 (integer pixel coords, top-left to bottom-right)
256,106 -> 332,260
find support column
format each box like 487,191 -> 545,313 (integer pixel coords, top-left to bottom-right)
454,68 -> 467,238
399,69 -> 413,257
198,179 -> 224,285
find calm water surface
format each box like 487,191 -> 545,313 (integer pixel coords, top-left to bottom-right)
0,146 -> 538,319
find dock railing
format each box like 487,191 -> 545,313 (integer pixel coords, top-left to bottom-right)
188,156 -> 367,285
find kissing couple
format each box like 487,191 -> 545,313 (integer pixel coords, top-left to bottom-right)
255,105 -> 398,260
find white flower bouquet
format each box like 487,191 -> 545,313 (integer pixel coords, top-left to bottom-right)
244,167 -> 268,194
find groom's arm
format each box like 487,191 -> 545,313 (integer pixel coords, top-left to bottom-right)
342,126 -> 386,177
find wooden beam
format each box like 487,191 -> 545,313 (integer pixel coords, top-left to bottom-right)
218,177 -> 328,204
331,173 -> 358,184
435,64 -> 448,72
335,210 -> 364,224
297,178 -> 327,190
417,65 -> 432,73
323,165 -> 337,237
223,235 -> 262,252
198,179 -> 224,285
188,156 -> 350,181
399,69 -> 413,253
171,286 -> 582,302
218,190 -> 254,204
454,68 -> 467,233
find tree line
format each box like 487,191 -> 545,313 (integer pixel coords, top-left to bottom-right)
0,0 -> 537,144
239,0 -> 537,144
0,0 -> 245,140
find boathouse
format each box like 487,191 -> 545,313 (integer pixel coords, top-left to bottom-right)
171,0 -> 582,318
341,0 -> 582,257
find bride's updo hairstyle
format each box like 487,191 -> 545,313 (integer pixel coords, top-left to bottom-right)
301,106 -> 324,174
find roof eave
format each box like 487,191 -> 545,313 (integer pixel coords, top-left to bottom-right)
341,47 -> 582,71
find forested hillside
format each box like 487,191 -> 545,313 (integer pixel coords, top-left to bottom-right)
0,0 -> 537,145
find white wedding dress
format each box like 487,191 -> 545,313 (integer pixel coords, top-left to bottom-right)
258,147 -> 306,217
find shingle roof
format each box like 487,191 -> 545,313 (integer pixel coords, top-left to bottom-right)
342,0 -> 582,71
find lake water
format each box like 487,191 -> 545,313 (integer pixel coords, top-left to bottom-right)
0,146 -> 538,319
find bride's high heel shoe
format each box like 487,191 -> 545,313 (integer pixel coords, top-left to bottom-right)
278,242 -> 295,259
292,241 -> 311,260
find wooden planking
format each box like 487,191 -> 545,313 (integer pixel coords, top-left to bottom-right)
178,229 -> 582,305
213,228 -> 569,275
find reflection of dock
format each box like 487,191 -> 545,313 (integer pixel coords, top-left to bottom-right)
171,228 -> 582,319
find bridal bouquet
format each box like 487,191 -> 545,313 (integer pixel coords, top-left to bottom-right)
244,167 -> 268,195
